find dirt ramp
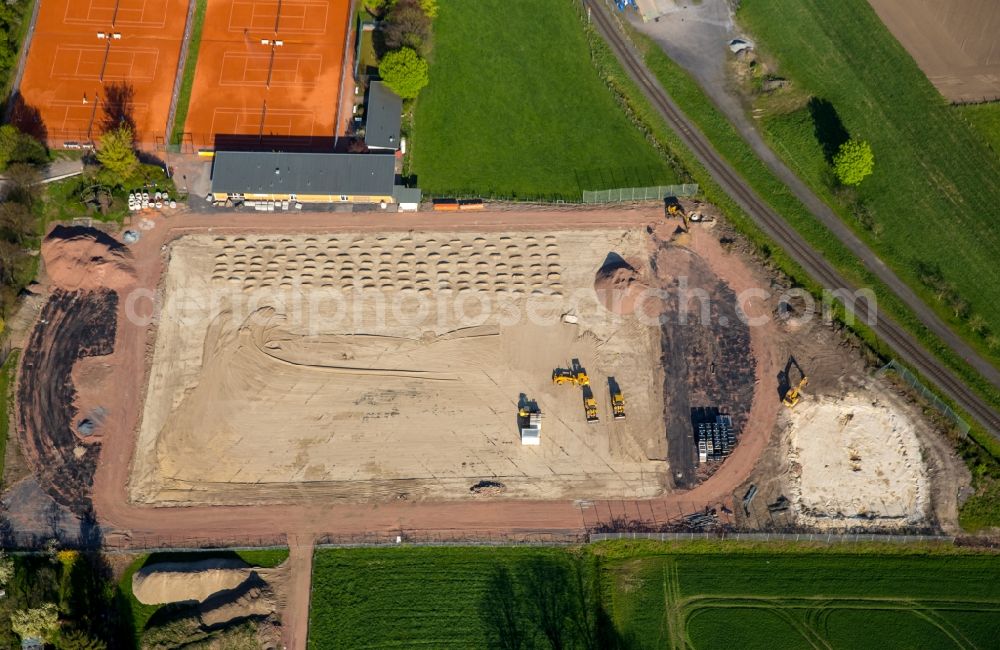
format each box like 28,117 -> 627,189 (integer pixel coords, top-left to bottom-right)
42,225 -> 135,291
132,558 -> 255,605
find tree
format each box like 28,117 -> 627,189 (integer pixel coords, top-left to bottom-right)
0,124 -> 19,168
55,628 -> 107,650
0,124 -> 47,170
0,202 -> 36,245
0,239 -> 27,285
379,47 -> 429,99
832,138 -> 874,186
0,549 -> 13,587
3,162 -> 42,206
383,0 -> 432,54
95,126 -> 139,182
10,603 -> 60,642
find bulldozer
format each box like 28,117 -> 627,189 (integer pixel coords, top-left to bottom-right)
609,377 -> 626,420
583,387 -> 600,423
554,360 -> 599,422
551,359 -> 590,387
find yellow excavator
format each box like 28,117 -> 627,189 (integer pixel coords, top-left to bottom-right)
666,199 -> 689,232
783,377 -> 808,408
781,356 -> 808,408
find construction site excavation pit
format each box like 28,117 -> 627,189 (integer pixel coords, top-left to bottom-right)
129,229 -> 714,506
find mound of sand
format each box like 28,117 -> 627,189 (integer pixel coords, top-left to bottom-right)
200,584 -> 276,628
132,559 -> 255,605
42,225 -> 135,291
594,253 -> 646,316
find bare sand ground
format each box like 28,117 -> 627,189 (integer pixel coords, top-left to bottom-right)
10,207 -> 776,554
785,385 -> 929,529
868,0 -> 1000,102
131,230 -> 672,505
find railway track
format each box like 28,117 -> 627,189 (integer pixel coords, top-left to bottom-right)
586,0 -> 1000,438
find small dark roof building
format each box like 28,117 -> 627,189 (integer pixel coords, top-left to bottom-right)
211,151 -> 396,200
365,81 -> 403,150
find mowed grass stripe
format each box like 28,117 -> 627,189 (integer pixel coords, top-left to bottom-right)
739,0 -> 1000,353
170,0 -> 207,146
412,0 -> 679,200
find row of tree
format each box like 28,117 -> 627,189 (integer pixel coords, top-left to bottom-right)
369,0 -> 438,99
1,548 -> 117,649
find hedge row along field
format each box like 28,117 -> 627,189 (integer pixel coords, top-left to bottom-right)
309,544 -> 1000,649
411,0 -> 682,201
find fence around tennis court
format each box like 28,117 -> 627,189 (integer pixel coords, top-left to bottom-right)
582,183 -> 699,203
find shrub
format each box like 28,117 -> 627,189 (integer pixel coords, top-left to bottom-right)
11,603 -> 59,642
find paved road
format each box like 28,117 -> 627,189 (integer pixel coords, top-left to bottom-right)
586,0 -> 1000,437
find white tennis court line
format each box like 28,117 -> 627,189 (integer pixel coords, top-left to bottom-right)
50,44 -> 159,82
227,0 -> 329,35
47,99 -> 151,137
217,51 -> 321,87
209,106 -> 317,137
62,0 -> 168,29
102,48 -> 161,81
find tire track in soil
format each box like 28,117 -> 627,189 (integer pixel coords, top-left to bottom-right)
15,289 -> 118,514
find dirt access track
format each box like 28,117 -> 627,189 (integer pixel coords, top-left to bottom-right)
18,0 -> 187,146
182,0 -> 351,149
868,0 -> 1000,103
21,208 -> 780,541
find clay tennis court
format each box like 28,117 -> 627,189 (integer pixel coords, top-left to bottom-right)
183,0 -> 351,149
18,0 -> 187,147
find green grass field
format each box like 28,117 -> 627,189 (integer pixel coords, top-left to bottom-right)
411,0 -> 681,200
738,0 -> 1000,363
309,544 -> 1000,649
169,0 -> 207,146
0,350 -> 19,486
958,102 -> 1000,159
309,547 -> 616,649
604,550 -> 1000,649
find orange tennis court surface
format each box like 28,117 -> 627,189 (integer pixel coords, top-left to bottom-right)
18,0 -> 187,147
183,0 -> 351,149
